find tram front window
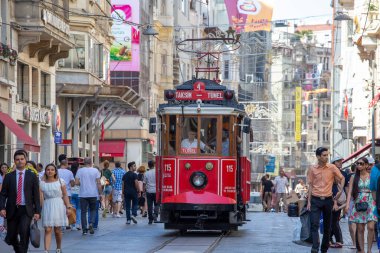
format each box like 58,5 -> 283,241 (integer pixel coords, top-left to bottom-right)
180,117 -> 215,155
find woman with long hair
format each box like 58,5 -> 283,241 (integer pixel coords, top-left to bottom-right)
137,165 -> 147,217
40,164 -> 72,253
345,158 -> 377,253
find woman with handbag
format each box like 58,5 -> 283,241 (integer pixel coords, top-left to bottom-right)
345,157 -> 377,253
40,164 -> 73,253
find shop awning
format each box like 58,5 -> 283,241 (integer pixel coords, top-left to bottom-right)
342,143 -> 371,163
99,140 -> 125,158
0,111 -> 40,152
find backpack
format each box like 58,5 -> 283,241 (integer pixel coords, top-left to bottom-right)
376,165 -> 380,214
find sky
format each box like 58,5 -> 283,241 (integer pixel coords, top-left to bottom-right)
272,0 -> 332,24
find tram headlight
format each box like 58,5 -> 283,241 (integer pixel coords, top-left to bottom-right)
190,172 -> 207,189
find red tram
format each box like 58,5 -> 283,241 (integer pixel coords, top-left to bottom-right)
149,79 -> 251,232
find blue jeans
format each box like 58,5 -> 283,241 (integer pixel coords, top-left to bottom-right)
88,200 -> 99,229
70,194 -> 81,227
124,193 -> 138,221
80,197 -> 97,230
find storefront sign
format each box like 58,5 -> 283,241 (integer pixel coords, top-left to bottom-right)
23,106 -> 51,125
42,9 -> 70,35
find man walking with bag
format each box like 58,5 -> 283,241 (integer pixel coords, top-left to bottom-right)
307,147 -> 345,253
0,150 -> 41,253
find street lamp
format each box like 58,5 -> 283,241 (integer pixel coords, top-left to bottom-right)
334,11 -> 352,21
221,27 -> 241,45
142,25 -> 158,36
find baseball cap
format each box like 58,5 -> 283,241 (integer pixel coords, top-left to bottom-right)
331,156 -> 343,163
367,156 -> 375,164
58,154 -> 67,163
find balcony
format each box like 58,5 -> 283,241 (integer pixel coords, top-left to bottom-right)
14,1 -> 73,65
338,0 -> 354,6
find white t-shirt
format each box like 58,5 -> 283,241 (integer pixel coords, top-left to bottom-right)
181,139 -> 206,150
58,168 -> 75,196
75,167 -> 100,198
274,176 -> 289,194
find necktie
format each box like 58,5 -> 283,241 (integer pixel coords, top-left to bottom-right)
16,172 -> 23,205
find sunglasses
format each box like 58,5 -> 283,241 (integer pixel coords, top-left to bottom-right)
356,162 -> 366,166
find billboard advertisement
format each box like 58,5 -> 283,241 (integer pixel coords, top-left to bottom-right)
110,0 -> 140,71
224,0 -> 273,32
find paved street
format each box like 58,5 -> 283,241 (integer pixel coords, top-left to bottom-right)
1,211 -> 375,253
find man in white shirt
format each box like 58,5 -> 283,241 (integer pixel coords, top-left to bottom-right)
75,157 -> 101,235
57,154 -> 74,200
180,130 -> 214,154
274,168 -> 289,212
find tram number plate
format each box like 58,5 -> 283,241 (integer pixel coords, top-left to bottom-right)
181,148 -> 197,154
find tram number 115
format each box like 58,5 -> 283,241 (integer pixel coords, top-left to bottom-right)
164,164 -> 172,172
226,165 -> 233,173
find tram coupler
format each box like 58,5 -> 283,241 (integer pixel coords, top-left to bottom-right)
194,214 -> 208,229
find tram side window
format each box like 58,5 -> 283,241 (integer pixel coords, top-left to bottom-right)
222,116 -> 231,156
199,117 -> 217,155
180,117 -> 199,155
168,115 -> 176,155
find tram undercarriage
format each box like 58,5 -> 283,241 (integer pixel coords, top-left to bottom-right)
160,203 -> 246,231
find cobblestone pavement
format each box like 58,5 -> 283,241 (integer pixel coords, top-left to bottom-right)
0,211 -> 377,252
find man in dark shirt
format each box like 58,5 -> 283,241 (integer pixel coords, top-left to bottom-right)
262,174 -> 273,212
330,156 -> 349,248
122,161 -> 139,224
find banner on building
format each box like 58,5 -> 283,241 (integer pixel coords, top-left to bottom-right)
265,155 -> 276,173
110,0 -> 140,71
295,87 -> 302,142
224,0 -> 273,32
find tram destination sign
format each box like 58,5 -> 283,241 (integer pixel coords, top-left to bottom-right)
175,81 -> 225,101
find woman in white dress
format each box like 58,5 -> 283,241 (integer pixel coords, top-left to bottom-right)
40,164 -> 72,253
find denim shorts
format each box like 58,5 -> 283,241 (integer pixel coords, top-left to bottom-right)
103,185 -> 112,196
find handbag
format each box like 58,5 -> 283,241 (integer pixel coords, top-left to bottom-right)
67,207 -> 77,225
355,202 -> 369,212
30,220 -> 40,248
336,184 -> 346,206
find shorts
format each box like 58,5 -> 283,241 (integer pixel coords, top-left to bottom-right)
112,190 -> 122,203
103,185 -> 112,196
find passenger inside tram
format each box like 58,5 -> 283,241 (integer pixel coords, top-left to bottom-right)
181,129 -> 215,154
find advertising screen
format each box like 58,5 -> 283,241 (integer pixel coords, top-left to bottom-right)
110,0 -> 140,71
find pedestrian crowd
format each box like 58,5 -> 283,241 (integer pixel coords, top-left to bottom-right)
0,149 -> 158,253
260,146 -> 380,253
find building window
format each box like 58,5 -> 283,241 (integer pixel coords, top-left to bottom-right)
41,72 -> 50,107
161,0 -> 167,15
59,33 -> 86,69
181,0 -> 186,14
17,63 -> 29,102
323,104 -> 330,118
323,126 -> 329,141
224,60 -> 229,80
161,52 -> 167,77
1,0 -> 8,44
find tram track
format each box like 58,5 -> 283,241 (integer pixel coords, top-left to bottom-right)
148,230 -> 229,253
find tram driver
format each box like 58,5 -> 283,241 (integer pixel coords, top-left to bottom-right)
181,130 -> 215,154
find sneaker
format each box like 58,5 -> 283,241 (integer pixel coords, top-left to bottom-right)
89,224 -> 94,234
76,226 -> 81,231
82,229 -> 88,235
116,214 -> 121,218
131,216 -> 137,224
126,220 -> 131,225
119,211 -> 124,215
142,212 -> 147,218
56,249 -> 62,253
148,220 -> 153,225
112,213 -> 116,218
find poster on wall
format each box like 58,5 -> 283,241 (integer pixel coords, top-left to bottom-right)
110,0 -> 140,71
224,0 -> 273,32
